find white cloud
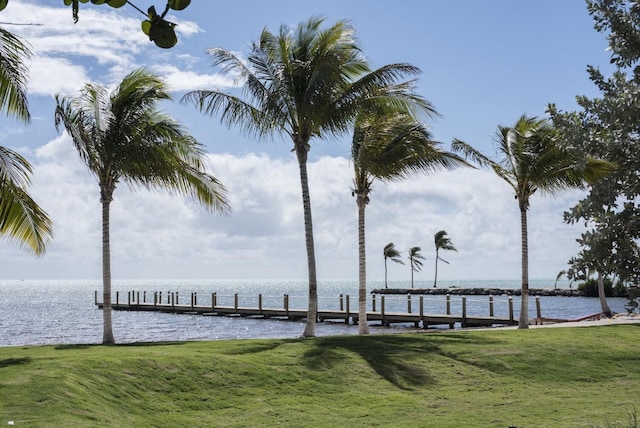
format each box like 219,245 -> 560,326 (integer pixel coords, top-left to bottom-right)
0,146 -> 589,281
151,64 -> 236,92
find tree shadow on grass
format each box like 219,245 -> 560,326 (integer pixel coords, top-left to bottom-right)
0,357 -> 31,368
302,333 -> 507,390
302,335 -> 441,390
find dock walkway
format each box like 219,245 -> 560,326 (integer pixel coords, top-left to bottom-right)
95,291 -> 523,329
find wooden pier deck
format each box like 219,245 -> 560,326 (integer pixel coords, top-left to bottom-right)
95,291 -> 522,329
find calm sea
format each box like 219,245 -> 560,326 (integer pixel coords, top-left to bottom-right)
0,279 -> 629,347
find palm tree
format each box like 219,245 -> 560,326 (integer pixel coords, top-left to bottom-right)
433,230 -> 457,288
0,28 -> 53,255
383,242 -> 404,289
452,114 -> 613,328
182,17 -> 430,337
54,68 -> 229,344
352,109 -> 464,333
408,246 -> 425,288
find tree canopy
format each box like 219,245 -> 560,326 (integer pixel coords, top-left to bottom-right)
549,0 -> 640,285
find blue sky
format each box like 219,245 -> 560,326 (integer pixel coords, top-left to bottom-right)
0,1 -> 615,282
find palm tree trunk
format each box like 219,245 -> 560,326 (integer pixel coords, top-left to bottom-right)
518,204 -> 530,329
101,189 -> 115,344
433,250 -> 439,288
357,197 -> 369,335
411,262 -> 414,288
295,145 -> 318,338
597,271 -> 613,317
384,260 -> 388,288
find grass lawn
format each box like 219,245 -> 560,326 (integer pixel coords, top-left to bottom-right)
0,325 -> 638,427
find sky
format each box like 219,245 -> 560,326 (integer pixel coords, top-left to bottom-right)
0,0 -> 616,282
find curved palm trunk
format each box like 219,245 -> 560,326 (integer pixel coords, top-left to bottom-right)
433,250 -> 439,288
357,196 -> 369,335
518,204 -> 530,329
597,271 -> 613,317
101,188 -> 115,344
295,146 -> 318,338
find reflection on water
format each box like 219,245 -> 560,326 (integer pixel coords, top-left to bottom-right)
0,279 -> 628,347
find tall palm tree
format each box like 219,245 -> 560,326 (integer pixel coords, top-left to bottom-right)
352,109 -> 464,333
54,68 -> 229,344
182,17 -> 429,337
0,28 -> 53,255
383,242 -> 403,289
452,114 -> 613,328
408,246 -> 425,289
433,230 -> 457,288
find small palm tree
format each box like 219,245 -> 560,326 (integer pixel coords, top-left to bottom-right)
0,28 -> 52,256
182,17 -> 433,337
54,68 -> 229,344
433,230 -> 457,288
408,246 -> 425,288
452,114 -> 613,328
383,242 -> 404,289
351,106 -> 464,333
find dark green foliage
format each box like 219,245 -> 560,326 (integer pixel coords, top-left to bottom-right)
550,0 -> 640,284
577,277 -> 628,297
0,1 -> 190,48
578,277 -> 615,297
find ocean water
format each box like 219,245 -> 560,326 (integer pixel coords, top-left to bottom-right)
0,278 -> 629,347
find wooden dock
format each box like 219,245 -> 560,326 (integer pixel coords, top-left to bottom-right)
95,291 -> 522,329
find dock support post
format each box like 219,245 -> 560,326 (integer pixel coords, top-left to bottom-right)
508,297 -> 514,322
176,292 -> 179,305
489,296 -> 494,317
462,297 -> 467,328
372,294 -> 376,312
116,291 -> 119,306
419,296 -> 424,329
381,296 -> 386,326
345,294 -> 350,324
159,291 -> 162,304
212,292 -> 217,310
446,294 -> 451,315
171,292 -> 175,309
137,291 -> 140,307
154,291 -> 157,307
191,292 -> 194,309
339,294 -> 344,311
258,294 -> 263,313
143,291 -> 146,303
127,291 -> 131,307
194,292 -> 197,307
234,293 -> 239,311
284,294 -> 289,316
95,290 -> 98,305
536,296 -> 541,321
407,294 -> 412,313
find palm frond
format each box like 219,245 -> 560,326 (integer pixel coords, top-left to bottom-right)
0,27 -> 30,122
0,180 -> 52,256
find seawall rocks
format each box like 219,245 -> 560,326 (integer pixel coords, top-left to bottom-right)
371,288 -> 583,297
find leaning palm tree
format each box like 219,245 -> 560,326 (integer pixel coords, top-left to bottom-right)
183,17 -> 430,337
0,28 -> 52,256
352,109 -> 464,333
54,68 -> 229,344
408,246 -> 425,289
452,114 -> 613,328
383,242 -> 404,289
433,230 -> 457,288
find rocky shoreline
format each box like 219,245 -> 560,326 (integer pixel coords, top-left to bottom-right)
371,287 -> 583,297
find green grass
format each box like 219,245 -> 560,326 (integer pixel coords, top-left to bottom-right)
0,325 -> 639,427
